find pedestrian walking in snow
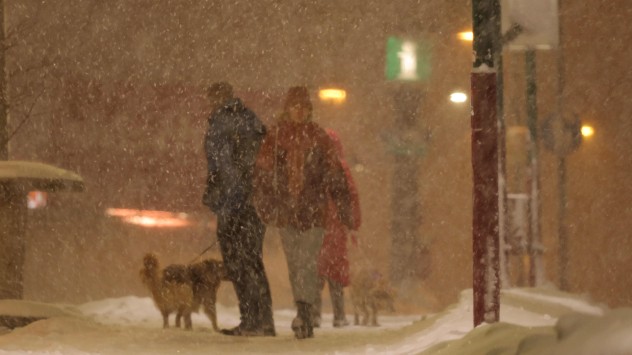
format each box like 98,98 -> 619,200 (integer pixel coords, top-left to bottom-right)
253,86 -> 355,339
312,128 -> 362,328
202,81 -> 275,337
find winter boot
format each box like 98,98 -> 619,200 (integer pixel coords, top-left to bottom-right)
331,284 -> 348,327
311,301 -> 322,328
260,302 -> 277,336
291,301 -> 314,339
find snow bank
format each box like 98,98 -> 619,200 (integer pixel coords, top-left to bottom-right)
0,288 -> 628,355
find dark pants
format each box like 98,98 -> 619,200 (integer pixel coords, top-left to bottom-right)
216,204 -> 274,330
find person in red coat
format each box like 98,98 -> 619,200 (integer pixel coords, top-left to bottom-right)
253,86 -> 354,339
312,128 -> 362,328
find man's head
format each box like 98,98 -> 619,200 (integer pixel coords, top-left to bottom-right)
207,81 -> 234,111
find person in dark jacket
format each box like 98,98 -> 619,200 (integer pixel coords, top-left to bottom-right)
203,81 -> 275,337
253,86 -> 354,339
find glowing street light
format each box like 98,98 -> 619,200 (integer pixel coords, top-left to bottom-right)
106,208 -> 192,228
581,125 -> 594,138
318,88 -> 347,104
450,92 -> 468,103
458,31 -> 474,42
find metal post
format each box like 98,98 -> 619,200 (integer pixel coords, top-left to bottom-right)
390,85 -> 424,288
0,0 -> 7,160
557,156 -> 568,290
556,0 -> 570,291
471,0 -> 501,326
0,184 -> 27,299
495,9 -> 509,289
0,0 -> 17,300
525,49 -> 544,286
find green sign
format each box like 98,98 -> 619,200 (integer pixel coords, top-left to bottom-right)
385,36 -> 432,82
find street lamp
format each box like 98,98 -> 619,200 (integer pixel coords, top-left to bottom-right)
458,31 -> 474,42
581,125 -> 594,138
450,92 -> 468,103
318,88 -> 346,104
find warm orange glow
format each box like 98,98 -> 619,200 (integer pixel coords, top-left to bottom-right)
122,215 -> 191,228
318,88 -> 347,103
581,125 -> 595,138
106,208 -> 192,228
458,31 -> 474,42
106,208 -> 139,217
27,191 -> 48,209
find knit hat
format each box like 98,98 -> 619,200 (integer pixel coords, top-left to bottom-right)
284,86 -> 312,112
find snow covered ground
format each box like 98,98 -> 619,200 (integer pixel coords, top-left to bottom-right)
0,288 -> 630,355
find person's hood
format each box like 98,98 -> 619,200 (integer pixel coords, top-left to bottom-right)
208,97 -> 246,123
222,97 -> 245,112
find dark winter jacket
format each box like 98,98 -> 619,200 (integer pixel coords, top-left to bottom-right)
252,120 -> 354,231
203,98 -> 266,215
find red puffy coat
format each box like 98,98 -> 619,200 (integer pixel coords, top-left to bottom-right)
253,121 -> 354,232
317,129 -> 361,287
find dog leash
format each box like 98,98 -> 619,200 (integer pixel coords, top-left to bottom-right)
188,240 -> 218,265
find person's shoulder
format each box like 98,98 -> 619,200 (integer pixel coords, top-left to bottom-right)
250,113 -> 266,135
242,106 -> 260,122
308,122 -> 332,141
237,103 -> 266,134
306,121 -> 326,134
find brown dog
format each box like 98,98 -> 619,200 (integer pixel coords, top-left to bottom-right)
139,253 -> 228,331
350,268 -> 396,326
188,257 -> 229,331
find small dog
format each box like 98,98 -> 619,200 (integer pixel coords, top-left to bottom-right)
188,257 -> 230,332
139,253 -> 228,331
350,268 -> 396,326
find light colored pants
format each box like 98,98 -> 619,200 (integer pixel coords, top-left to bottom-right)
279,227 -> 324,305
314,278 -> 347,321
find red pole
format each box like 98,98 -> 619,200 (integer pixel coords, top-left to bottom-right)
471,70 -> 500,326
471,0 -> 501,327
